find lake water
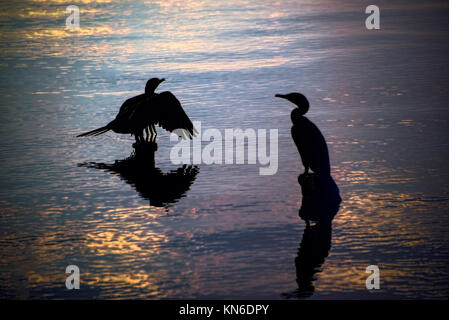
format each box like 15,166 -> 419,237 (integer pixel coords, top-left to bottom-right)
0,0 -> 448,299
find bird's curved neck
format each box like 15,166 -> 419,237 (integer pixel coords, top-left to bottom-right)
297,106 -> 308,115
291,108 -> 308,124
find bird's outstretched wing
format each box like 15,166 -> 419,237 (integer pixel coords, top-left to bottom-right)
115,93 -> 145,120
152,91 -> 196,139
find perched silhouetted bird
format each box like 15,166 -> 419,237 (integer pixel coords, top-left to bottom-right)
275,93 -> 330,176
77,78 -> 196,143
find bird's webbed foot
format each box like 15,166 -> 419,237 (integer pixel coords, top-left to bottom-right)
152,124 -> 157,138
144,127 -> 150,142
146,125 -> 156,142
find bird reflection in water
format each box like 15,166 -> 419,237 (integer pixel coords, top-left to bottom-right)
277,92 -> 341,298
291,173 -> 341,298
79,141 -> 199,207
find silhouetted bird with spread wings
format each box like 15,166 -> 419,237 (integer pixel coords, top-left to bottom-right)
77,78 -> 196,143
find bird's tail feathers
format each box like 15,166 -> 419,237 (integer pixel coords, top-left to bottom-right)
77,126 -> 110,137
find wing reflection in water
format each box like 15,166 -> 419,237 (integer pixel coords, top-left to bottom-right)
79,142 -> 199,207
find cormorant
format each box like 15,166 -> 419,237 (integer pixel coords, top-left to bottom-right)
275,93 -> 330,176
77,78 -> 196,143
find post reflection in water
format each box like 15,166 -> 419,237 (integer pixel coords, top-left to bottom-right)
79,142 -> 199,207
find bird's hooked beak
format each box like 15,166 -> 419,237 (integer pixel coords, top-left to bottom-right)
159,78 -> 165,84
276,92 -> 309,115
275,93 -> 287,100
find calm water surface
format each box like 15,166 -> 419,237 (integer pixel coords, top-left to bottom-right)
0,0 -> 449,299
